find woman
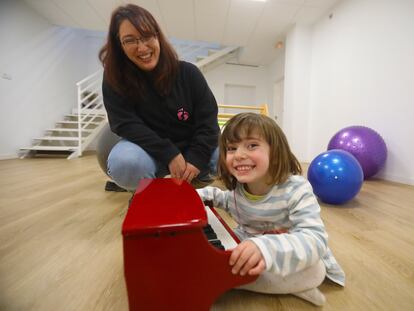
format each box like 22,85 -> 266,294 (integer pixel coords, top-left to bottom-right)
99,4 -> 219,191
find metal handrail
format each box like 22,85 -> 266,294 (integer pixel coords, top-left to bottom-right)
74,69 -> 105,158
76,69 -> 103,86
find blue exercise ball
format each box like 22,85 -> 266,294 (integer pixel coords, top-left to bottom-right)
307,149 -> 364,205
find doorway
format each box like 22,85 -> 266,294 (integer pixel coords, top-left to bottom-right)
273,79 -> 284,127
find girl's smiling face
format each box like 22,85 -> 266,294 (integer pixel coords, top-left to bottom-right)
225,132 -> 271,195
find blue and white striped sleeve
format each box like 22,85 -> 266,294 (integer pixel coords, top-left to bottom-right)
250,180 -> 328,276
196,186 -> 231,212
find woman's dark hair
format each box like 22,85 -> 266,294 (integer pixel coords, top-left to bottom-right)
218,113 -> 302,190
99,4 -> 178,97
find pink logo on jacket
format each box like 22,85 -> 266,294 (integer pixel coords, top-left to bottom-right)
177,108 -> 189,121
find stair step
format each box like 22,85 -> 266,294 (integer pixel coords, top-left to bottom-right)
66,113 -> 105,117
197,46 -> 240,73
65,114 -> 106,120
208,49 -> 219,56
45,128 -> 93,133
34,136 -> 84,141
72,107 -> 106,114
20,146 -> 78,151
56,121 -> 101,125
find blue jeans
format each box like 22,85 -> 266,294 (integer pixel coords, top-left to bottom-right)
107,139 -> 219,191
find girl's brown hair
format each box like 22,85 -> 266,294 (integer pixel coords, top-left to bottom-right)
99,4 -> 178,97
218,113 -> 302,190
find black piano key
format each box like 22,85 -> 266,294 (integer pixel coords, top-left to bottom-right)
202,225 -> 225,250
203,224 -> 214,233
209,239 -> 225,250
203,225 -> 218,240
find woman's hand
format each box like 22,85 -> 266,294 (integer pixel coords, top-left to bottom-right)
168,154 -> 186,179
229,240 -> 266,276
182,162 -> 200,183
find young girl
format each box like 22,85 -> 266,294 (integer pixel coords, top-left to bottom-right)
197,113 -> 345,306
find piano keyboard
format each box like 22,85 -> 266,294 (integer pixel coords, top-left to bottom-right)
204,207 -> 238,251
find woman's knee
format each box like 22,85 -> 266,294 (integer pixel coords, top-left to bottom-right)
208,147 -> 219,175
107,140 -> 156,190
194,147 -> 219,183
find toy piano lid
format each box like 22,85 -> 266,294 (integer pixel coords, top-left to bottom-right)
122,178 -> 208,236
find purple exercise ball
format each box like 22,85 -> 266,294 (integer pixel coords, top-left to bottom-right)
327,126 -> 387,179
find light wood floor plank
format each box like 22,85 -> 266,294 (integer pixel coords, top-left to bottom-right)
0,154 -> 413,310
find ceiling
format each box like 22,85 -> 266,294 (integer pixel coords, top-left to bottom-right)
23,0 -> 341,65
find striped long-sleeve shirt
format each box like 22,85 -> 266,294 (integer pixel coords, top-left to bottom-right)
197,175 -> 345,286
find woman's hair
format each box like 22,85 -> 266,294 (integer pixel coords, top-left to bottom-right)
218,112 -> 302,190
99,4 -> 178,97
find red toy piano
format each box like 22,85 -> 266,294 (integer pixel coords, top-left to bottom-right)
122,178 -> 258,311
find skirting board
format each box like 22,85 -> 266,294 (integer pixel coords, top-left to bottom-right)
380,173 -> 414,187
0,154 -> 18,160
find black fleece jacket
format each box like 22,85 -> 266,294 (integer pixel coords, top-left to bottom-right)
102,61 -> 219,172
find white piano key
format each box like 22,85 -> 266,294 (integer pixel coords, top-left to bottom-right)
206,207 -> 238,250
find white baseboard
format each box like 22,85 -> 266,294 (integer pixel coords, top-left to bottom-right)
0,154 -> 18,160
380,173 -> 414,186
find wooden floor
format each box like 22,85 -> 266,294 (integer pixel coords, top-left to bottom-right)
0,154 -> 413,311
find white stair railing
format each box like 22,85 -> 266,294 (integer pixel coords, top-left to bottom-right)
69,69 -> 106,159
197,46 -> 239,73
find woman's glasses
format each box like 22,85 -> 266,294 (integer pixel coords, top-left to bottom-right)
121,34 -> 157,49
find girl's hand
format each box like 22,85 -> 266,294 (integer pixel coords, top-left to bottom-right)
168,154 -> 186,179
229,240 -> 266,276
182,162 -> 200,183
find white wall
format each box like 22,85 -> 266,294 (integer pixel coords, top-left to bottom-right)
85,31 -> 106,74
204,62 -> 270,111
283,26 -> 313,162
0,0 -> 101,159
267,52 -> 285,124
283,0 -> 414,185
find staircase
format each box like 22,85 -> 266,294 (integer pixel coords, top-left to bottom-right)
20,70 -> 107,159
171,38 -> 239,73
20,44 -> 240,159
196,46 -> 240,73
